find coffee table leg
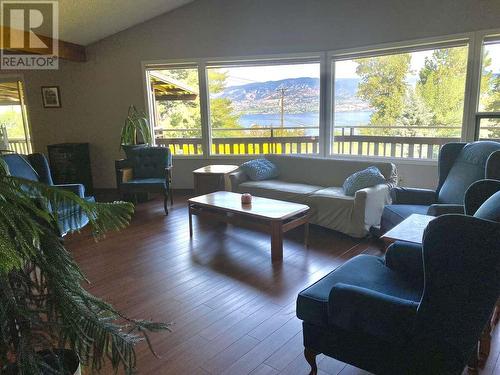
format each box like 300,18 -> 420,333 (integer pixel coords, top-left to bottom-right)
304,222 -> 309,248
188,205 -> 193,237
270,221 -> 283,262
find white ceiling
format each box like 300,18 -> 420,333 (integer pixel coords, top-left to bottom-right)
58,0 -> 195,45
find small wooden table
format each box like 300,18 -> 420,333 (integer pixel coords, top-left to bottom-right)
381,213 -> 435,246
193,165 -> 239,195
188,191 -> 311,262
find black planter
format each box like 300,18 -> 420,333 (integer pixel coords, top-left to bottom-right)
3,349 -> 81,375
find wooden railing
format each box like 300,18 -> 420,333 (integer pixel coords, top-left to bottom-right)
7,138 -> 32,154
154,125 -> 462,159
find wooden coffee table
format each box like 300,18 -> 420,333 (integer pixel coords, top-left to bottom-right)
188,191 -> 311,262
381,213 -> 435,247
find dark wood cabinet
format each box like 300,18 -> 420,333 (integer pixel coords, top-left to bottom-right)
47,143 -> 93,194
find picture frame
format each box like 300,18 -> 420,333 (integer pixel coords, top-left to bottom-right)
41,86 -> 61,108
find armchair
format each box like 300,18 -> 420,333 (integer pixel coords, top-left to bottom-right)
1,153 -> 94,235
381,141 -> 500,233
297,189 -> 500,375
115,146 -> 172,215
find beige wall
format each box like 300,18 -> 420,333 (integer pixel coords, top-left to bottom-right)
16,0 -> 500,189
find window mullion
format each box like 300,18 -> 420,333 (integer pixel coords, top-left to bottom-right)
198,61 -> 211,157
463,34 -> 483,141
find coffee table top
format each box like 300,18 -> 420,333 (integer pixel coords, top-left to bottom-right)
188,191 -> 310,220
381,213 -> 435,244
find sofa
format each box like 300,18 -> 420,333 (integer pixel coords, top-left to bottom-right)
229,155 -> 397,238
1,153 -> 94,235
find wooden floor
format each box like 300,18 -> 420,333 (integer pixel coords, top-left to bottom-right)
66,192 -> 500,375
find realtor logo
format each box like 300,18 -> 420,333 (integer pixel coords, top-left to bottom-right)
1,0 -> 59,69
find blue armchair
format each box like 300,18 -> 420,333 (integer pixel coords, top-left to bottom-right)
381,141 -> 500,233
297,187 -> 500,375
1,153 -> 95,235
115,146 -> 172,215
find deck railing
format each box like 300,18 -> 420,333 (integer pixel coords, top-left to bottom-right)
154,125 -> 463,159
7,138 -> 32,154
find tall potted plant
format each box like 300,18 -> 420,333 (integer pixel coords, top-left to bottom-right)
120,105 -> 153,151
0,159 -> 169,374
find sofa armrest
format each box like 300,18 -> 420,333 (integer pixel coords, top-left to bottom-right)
329,283 -> 418,342
228,169 -> 248,192
390,187 -> 437,205
354,183 -> 391,229
54,183 -> 85,198
426,204 -> 464,216
385,241 -> 424,280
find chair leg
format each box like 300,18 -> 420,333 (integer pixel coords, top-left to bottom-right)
170,186 -> 173,205
163,193 -> 169,215
304,348 -> 318,375
467,342 -> 479,374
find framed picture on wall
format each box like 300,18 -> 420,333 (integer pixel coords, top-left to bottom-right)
41,86 -> 61,108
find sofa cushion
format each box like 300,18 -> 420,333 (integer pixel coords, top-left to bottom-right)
342,166 -> 386,196
240,158 -> 279,181
438,141 -> 500,204
237,180 -> 323,202
296,255 -> 422,327
381,204 -> 429,231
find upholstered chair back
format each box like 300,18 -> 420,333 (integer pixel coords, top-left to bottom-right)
437,141 -> 500,204
127,146 -> 171,179
27,153 -> 54,185
1,154 -> 40,181
473,190 -> 500,221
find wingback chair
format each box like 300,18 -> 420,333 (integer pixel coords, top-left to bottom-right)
297,184 -> 500,375
380,140 -> 500,233
1,152 -> 95,235
115,146 -> 172,215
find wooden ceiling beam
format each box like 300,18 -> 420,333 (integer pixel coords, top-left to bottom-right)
1,26 -> 86,62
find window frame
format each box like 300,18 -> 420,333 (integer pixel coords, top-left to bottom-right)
142,28 -> 500,163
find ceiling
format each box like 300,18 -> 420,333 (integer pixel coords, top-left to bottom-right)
58,0 -> 195,45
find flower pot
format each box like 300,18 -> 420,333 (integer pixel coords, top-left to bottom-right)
4,349 -> 81,375
121,143 -> 147,158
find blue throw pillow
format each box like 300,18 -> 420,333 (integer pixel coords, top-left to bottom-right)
342,166 -> 386,196
240,158 -> 279,181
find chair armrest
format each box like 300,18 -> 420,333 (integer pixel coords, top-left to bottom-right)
329,283 -> 418,342
228,169 -> 248,192
385,241 -> 424,280
54,183 -> 85,198
426,204 -> 464,216
354,184 -> 391,228
486,150 -> 500,180
464,179 -> 500,215
115,159 -> 133,187
390,187 -> 437,205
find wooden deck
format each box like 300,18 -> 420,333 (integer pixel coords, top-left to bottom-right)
66,192 -> 500,375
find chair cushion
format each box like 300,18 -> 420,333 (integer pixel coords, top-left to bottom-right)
342,166 -> 386,196
240,158 -> 279,181
121,178 -> 166,192
438,141 -> 500,204
381,204 -> 429,231
474,191 -> 500,221
297,255 -> 422,327
237,179 -> 323,203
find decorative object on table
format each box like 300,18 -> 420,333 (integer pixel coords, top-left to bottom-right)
119,105 -> 152,151
188,191 -> 310,262
115,146 -> 173,215
296,184 -> 500,375
2,152 -> 95,235
0,158 -> 170,375
47,142 -> 93,195
342,166 -> 386,196
381,141 -> 500,233
241,193 -> 252,205
41,86 -> 61,108
229,154 -> 397,238
193,164 -> 238,196
239,158 -> 279,181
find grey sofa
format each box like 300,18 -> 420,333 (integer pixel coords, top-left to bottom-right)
229,155 -> 397,238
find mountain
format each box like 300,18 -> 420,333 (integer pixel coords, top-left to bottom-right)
218,77 -> 367,114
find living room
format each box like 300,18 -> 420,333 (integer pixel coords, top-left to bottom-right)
1,0 -> 500,374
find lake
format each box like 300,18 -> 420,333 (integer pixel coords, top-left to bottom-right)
238,111 -> 372,130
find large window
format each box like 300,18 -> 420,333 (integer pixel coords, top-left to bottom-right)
144,31 -> 500,160
207,61 -> 320,155
477,37 -> 500,141
332,44 -> 468,159
146,66 -> 203,155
